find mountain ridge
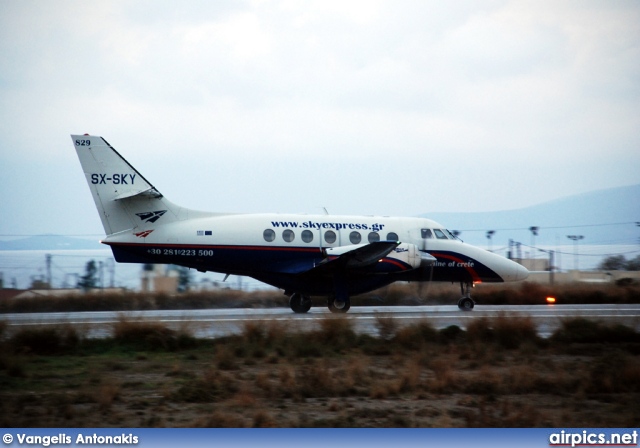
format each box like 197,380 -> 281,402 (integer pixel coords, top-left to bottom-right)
1,184 -> 638,251
421,184 -> 640,248
0,235 -> 104,251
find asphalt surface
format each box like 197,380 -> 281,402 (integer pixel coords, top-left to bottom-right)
3,304 -> 640,338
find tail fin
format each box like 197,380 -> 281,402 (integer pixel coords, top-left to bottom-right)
72,134 -> 185,235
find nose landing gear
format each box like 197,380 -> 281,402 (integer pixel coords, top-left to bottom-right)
457,282 -> 475,310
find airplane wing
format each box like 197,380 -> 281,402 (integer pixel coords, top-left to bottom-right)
304,241 -> 401,275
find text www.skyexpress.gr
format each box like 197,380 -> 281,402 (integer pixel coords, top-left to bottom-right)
271,221 -> 385,232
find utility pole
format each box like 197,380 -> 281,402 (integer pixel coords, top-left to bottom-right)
106,258 -> 115,288
486,230 -> 495,252
549,250 -> 555,285
567,235 -> 584,271
529,226 -> 539,259
98,261 -> 104,291
537,248 -> 555,285
45,254 -> 52,289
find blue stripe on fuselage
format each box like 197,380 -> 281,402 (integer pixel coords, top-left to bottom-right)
106,243 -> 504,289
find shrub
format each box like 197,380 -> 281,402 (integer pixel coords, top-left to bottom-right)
241,320 -> 266,344
466,317 -> 493,344
393,321 -> 437,350
312,316 -> 357,351
465,315 -> 539,349
586,351 -> 640,393
492,314 -> 539,349
374,313 -> 398,340
112,317 -> 196,351
551,318 -> 640,344
9,325 -> 82,355
438,325 -> 465,344
615,278 -> 637,287
193,411 -> 247,427
173,368 -> 238,403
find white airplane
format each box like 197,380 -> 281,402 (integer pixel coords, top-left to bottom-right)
72,134 -> 529,313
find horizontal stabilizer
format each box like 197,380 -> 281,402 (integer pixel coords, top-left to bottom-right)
112,187 -> 162,201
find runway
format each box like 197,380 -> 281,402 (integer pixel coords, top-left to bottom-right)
3,304 -> 639,339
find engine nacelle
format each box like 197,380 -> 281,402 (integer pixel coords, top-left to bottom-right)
385,242 -> 432,269
322,241 -> 437,272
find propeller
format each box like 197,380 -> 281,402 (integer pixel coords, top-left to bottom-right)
416,253 -> 436,303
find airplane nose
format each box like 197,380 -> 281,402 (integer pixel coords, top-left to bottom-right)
514,262 -> 529,281
499,258 -> 530,282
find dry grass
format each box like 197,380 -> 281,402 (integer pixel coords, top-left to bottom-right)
0,316 -> 639,427
0,289 -> 287,314
2,281 -> 639,315
374,313 -> 399,340
465,313 -> 539,349
8,324 -> 82,355
471,281 -> 640,306
551,317 -> 640,344
112,315 -> 198,351
95,379 -> 121,411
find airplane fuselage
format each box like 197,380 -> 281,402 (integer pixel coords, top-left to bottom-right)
103,212 -> 528,296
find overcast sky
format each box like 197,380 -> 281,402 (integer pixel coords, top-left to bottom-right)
1,0 -> 639,238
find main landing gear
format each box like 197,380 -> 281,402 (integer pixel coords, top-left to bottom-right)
288,293 -> 352,313
457,282 -> 475,311
289,292 -> 312,314
288,293 -> 351,313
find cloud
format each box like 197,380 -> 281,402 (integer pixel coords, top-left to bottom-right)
0,0 -> 638,231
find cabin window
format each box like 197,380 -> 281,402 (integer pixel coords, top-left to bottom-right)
324,230 -> 336,244
421,228 -> 433,239
386,232 -> 399,241
263,229 -> 275,242
368,232 -> 380,243
301,230 -> 314,243
283,229 -> 295,242
349,231 -> 361,244
434,229 -> 448,239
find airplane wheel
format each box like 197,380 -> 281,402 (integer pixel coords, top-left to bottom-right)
328,298 -> 351,313
458,297 -> 475,311
289,293 -> 312,313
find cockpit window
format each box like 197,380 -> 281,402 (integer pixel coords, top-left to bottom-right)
421,228 -> 433,239
434,229 -> 448,239
443,229 -> 458,240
